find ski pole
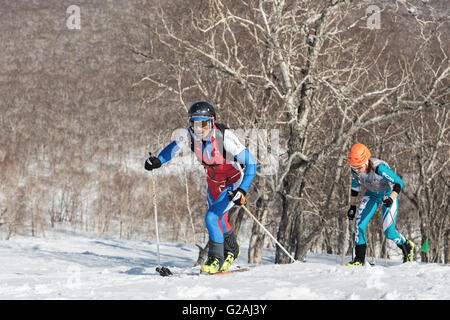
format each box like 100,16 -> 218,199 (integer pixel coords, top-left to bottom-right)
149,153 -> 172,276
384,195 -> 399,231
151,171 -> 161,267
350,209 -> 375,266
350,216 -> 355,261
240,203 -> 296,263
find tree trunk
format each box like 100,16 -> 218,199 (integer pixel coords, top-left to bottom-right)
248,195 -> 271,264
340,216 -> 349,265
276,167 -> 307,263
445,229 -> 449,264
194,242 -> 209,267
228,206 -> 244,236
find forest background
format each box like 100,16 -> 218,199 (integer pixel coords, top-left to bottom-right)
0,0 -> 448,265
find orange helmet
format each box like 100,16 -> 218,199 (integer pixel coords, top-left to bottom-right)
347,143 -> 371,167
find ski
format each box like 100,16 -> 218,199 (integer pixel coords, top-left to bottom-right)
199,266 -> 250,276
152,266 -> 250,277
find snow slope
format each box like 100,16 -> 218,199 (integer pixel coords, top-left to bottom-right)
0,232 -> 448,300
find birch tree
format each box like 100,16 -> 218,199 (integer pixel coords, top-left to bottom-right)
133,0 -> 449,263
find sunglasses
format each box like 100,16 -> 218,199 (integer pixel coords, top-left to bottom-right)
190,119 -> 211,128
351,164 -> 367,170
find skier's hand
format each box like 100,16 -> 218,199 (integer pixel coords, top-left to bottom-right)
382,196 -> 393,208
228,188 -> 246,206
347,205 -> 357,220
145,153 -> 162,171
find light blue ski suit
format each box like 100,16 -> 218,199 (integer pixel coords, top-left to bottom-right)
351,158 -> 406,246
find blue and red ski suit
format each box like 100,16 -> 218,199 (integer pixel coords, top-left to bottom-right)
156,123 -> 257,243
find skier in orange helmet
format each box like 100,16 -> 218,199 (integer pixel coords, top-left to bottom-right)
346,143 -> 415,266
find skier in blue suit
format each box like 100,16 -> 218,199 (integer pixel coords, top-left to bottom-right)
346,143 -> 415,266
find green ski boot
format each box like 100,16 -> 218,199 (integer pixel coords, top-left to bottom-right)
399,240 -> 415,263
346,244 -> 366,267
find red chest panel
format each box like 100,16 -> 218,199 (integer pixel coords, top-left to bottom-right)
191,129 -> 241,201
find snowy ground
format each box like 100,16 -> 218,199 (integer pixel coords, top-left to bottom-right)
0,231 -> 448,300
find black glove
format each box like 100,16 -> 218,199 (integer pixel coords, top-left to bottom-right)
144,153 -> 162,171
347,205 -> 357,220
227,188 -> 246,206
382,196 -> 393,208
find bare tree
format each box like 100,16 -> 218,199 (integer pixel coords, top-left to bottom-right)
403,109 -> 449,263
132,0 -> 448,264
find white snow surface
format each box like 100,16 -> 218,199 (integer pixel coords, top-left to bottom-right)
0,232 -> 448,300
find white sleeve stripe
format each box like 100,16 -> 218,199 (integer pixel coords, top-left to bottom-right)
223,129 -> 246,156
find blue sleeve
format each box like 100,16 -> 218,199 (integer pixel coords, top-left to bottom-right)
377,164 -> 404,189
157,141 -> 181,165
235,149 -> 257,193
351,171 -> 360,192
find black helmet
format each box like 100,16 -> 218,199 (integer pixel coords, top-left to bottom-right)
188,101 -> 216,119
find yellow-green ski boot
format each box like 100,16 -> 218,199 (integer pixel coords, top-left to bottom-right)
346,244 -> 366,267
201,256 -> 221,274
400,240 -> 415,263
346,259 -> 364,267
221,246 -> 240,271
